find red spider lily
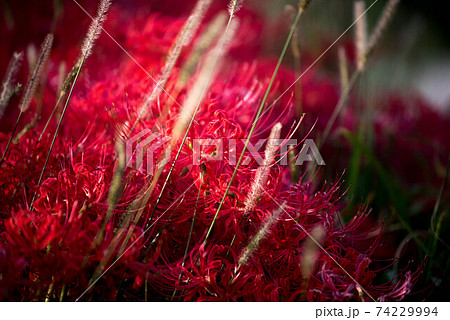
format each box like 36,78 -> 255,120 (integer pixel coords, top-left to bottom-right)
0,0 -> 440,302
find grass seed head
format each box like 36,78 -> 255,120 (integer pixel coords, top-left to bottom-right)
19,33 -> 53,113
228,0 -> 243,17
0,52 -> 23,118
81,0 -> 112,59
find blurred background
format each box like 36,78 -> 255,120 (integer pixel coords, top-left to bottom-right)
2,0 -> 450,112
258,0 -> 450,112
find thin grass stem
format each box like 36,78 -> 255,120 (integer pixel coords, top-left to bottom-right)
30,59 -> 85,210
38,94 -> 64,141
171,184 -> 202,301
0,111 -> 22,165
320,70 -> 360,147
204,5 -> 308,243
31,0 -> 111,209
236,203 -> 285,271
0,51 -> 23,119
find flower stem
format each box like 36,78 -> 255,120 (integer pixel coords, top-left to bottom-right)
38,93 -> 64,141
30,59 -> 85,210
0,110 -> 22,166
171,183 -> 202,301
142,12 -> 238,234
204,6 -> 306,243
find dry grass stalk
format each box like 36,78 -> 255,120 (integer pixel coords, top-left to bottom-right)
0,34 -> 52,165
83,133 -> 127,268
338,46 -> 349,92
321,0 -> 400,146
19,33 -> 53,113
116,143 -> 173,257
171,18 -> 239,142
179,0 -> 214,46
0,52 -> 23,119
354,1 -> 368,71
244,123 -> 282,214
119,16 -> 239,256
364,0 -> 400,65
124,19 -> 239,249
285,4 -> 303,116
178,12 -> 227,87
63,0 -> 111,98
204,0 -> 312,242
150,12 -> 226,131
237,203 -> 285,269
31,0 -> 112,210
41,0 -> 112,142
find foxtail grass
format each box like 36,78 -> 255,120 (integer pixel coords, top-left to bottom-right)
1,34 -> 53,166
171,183 -> 203,301
321,0 -> 400,146
119,5 -> 233,244
31,0 -> 111,210
129,0 -> 213,135
90,133 -> 126,251
122,18 -> 238,251
0,52 -> 23,119
40,1 -> 111,141
244,123 -> 282,214
204,0 -> 314,243
237,203 -> 285,271
178,12 -> 227,88
354,1 -> 368,72
153,12 -> 227,127
228,0 -> 243,17
285,4 -> 303,117
19,34 -> 53,114
226,122 -> 284,261
39,62 -> 79,141
365,0 -> 400,65
137,2 -> 241,239
171,19 -> 238,142
338,46 -> 349,93
81,0 -> 111,58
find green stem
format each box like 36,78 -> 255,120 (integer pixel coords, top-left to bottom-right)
171,184 -> 202,301
38,93 -> 64,141
59,284 -> 66,302
320,70 -> 360,148
142,13 -> 237,232
427,155 -> 450,279
143,195 -> 185,257
30,60 -> 85,210
343,130 -> 427,252
0,110 -> 22,165
204,7 -> 306,243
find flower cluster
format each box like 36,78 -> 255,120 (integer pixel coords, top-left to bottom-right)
1,0 -> 445,301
